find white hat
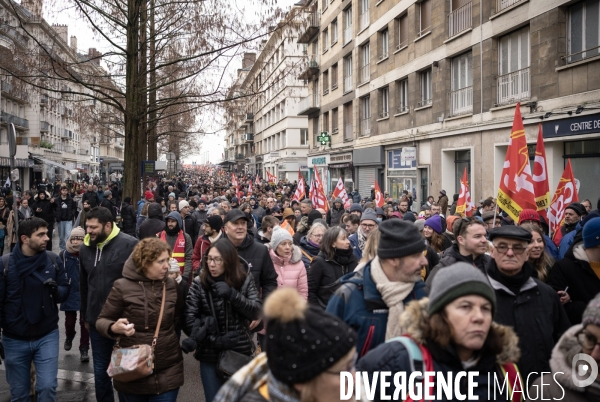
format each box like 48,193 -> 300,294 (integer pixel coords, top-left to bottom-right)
179,200 -> 189,210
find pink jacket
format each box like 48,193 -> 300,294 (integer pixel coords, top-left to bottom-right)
268,247 -> 308,299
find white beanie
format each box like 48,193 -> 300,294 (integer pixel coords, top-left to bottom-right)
270,226 -> 293,250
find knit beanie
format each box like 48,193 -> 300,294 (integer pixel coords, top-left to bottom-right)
566,202 -> 585,217
518,209 -> 540,224
583,217 -> 600,249
424,214 -> 443,234
103,190 -> 112,197
428,262 -> 497,316
271,226 -> 293,250
361,208 -> 379,224
145,190 -> 154,200
402,211 -> 416,222
445,215 -> 460,233
378,219 -> 427,259
66,226 -> 86,254
264,288 -> 356,385
307,210 -> 322,226
168,192 -> 176,199
206,215 -> 223,232
582,293 -> 600,328
350,203 -> 363,213
414,219 -> 425,232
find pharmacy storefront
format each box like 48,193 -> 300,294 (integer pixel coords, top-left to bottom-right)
307,154 -> 330,193
386,147 -> 418,200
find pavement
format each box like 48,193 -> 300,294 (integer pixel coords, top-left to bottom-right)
0,227 -> 207,401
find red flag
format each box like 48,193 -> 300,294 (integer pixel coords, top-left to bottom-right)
312,167 -> 329,212
266,171 -> 277,184
497,103 -> 537,222
548,159 -> 579,246
291,170 -> 306,202
231,173 -> 238,188
332,177 -> 349,205
456,167 -> 474,217
374,181 -> 384,208
532,124 -> 550,220
309,176 -> 317,206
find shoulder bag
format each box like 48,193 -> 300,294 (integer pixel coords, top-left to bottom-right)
107,282 -> 166,382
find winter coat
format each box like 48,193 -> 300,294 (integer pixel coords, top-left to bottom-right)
438,194 -> 449,215
192,209 -> 208,235
96,257 -> 184,395
425,244 -> 491,293
530,324 -> 600,402
0,246 -> 70,340
228,233 -> 278,302
182,213 -> 197,244
267,246 -> 308,299
486,259 -> 571,380
298,236 -> 320,270
32,196 -> 57,224
548,241 -> 600,325
55,195 -> 76,222
348,232 -> 363,260
120,201 -> 137,236
292,217 -> 309,246
59,250 -> 81,311
326,202 -> 345,227
82,190 -> 99,208
136,198 -> 148,217
356,299 -> 522,401
307,250 -> 357,308
350,190 -> 362,203
138,203 -> 165,240
79,225 -> 138,327
326,258 -> 427,358
183,265 -> 262,363
100,198 -> 117,220
558,221 -> 581,258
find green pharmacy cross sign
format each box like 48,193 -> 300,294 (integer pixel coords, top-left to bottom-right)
318,132 -> 331,146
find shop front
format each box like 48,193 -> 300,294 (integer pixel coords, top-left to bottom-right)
277,161 -> 309,182
328,152 -> 353,193
353,146 -> 385,199
386,148 -> 418,200
307,154 -> 330,193
0,157 -> 34,190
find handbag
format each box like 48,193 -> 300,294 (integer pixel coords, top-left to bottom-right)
107,282 -> 166,382
207,290 -> 254,380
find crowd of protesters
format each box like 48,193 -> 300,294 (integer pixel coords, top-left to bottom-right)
0,168 -> 599,402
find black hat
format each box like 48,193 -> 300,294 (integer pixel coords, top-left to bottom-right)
488,225 -> 532,242
402,211 -> 416,222
224,209 -> 249,224
264,288 -> 356,385
566,202 -> 585,217
307,209 -> 322,226
205,215 -> 223,232
378,219 -> 427,259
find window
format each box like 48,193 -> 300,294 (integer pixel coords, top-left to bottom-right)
331,63 -> 338,89
344,102 -> 353,140
450,52 -> 473,115
344,7 -> 353,45
498,26 -> 530,104
282,131 -> 286,148
396,14 -> 408,50
449,0 -> 472,37
331,19 -> 338,45
323,71 -> 329,94
455,150 -> 471,195
344,56 -> 353,92
360,43 -> 370,83
379,29 -> 389,59
323,28 -> 329,52
397,79 -> 408,113
360,0 -> 369,30
568,0 -> 600,63
323,112 -> 329,132
419,0 -> 431,36
379,86 -> 389,118
300,128 -> 309,145
332,108 -> 339,132
360,96 -> 371,136
419,68 -> 432,107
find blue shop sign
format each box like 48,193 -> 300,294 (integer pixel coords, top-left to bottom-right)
542,112 -> 600,138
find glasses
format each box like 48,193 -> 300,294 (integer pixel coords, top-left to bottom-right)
577,329 -> 600,351
492,243 -> 528,255
361,223 -> 377,229
206,257 -> 223,265
324,352 -> 358,375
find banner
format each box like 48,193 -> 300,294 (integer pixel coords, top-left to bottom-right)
332,177 -> 349,205
497,103 -> 537,222
533,124 -> 550,220
313,166 -> 329,212
291,169 -> 306,202
374,181 -> 384,208
266,171 -> 277,184
456,167 -> 474,217
548,159 -> 578,246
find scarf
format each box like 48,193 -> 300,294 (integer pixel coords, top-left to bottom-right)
369,256 -> 415,340
357,227 -> 367,251
487,260 -> 533,295
14,245 -> 53,325
208,231 -> 222,243
19,206 -> 31,219
333,247 -> 355,267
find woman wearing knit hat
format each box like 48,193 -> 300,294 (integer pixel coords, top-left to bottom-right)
267,227 -> 308,300
213,288 -> 357,402
60,227 -> 90,362
357,263 -> 521,401
423,214 -> 452,253
530,294 -> 600,401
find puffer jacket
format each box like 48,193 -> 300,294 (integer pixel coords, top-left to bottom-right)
267,246 -> 308,299
356,299 -> 522,401
32,195 -> 56,223
299,236 -> 320,270
184,261 -> 262,363
138,203 -> 165,240
530,324 -> 600,401
59,250 -> 81,312
307,249 -> 357,308
95,257 -> 184,395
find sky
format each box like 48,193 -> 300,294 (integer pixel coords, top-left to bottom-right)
43,0 -> 300,165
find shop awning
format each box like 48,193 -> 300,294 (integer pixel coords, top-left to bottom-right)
33,157 -> 67,170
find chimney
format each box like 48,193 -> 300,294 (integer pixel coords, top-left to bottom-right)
52,24 -> 68,44
70,36 -> 77,52
88,48 -> 103,65
241,53 -> 256,69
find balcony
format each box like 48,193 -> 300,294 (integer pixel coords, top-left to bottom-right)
497,67 -> 530,106
360,118 -> 371,137
359,64 -> 370,84
449,86 -> 473,116
1,81 -> 28,103
62,107 -> 72,117
359,12 -> 369,31
496,0 -> 524,13
62,129 -> 70,138
344,123 -> 353,141
449,2 -> 472,38
40,121 -> 50,132
244,133 -> 254,142
245,113 -> 254,122
298,53 -> 319,80
235,153 -> 246,161
64,145 -> 77,154
1,112 -> 29,129
343,26 -> 352,45
297,94 -> 320,116
297,12 -> 320,44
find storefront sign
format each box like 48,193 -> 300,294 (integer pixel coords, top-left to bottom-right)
318,132 -> 331,145
388,149 -> 417,170
353,146 -> 385,166
307,154 -> 330,166
0,157 -> 34,168
401,147 -> 417,161
542,112 -> 600,138
331,153 -> 353,163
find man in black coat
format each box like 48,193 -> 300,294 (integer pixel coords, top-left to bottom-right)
32,190 -> 57,252
137,202 -> 165,239
55,185 -> 77,252
81,186 -> 100,208
486,226 -> 570,381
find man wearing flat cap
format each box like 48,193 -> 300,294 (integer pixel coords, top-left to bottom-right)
486,225 -> 570,381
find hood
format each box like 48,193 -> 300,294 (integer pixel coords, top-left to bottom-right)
83,223 -> 121,249
267,244 -> 303,265
122,255 -> 153,281
399,298 -> 521,366
166,211 -> 183,228
148,202 -> 163,219
572,241 -> 589,263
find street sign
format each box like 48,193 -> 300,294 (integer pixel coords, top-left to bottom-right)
318,132 -> 330,146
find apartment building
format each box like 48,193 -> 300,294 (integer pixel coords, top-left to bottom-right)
0,0 -> 123,186
223,19 -> 310,180
299,0 -> 600,205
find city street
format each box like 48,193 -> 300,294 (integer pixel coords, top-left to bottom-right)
0,229 -> 206,402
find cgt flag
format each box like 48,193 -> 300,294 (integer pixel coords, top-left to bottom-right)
313,166 -> 329,213
456,167 -> 474,217
533,124 -> 550,220
497,103 -> 537,223
548,159 -> 579,246
374,181 -> 384,208
292,170 -> 306,202
332,177 -> 350,205
266,171 -> 277,184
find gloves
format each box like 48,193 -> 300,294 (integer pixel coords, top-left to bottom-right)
180,337 -> 197,354
213,332 -> 240,350
203,316 -> 218,336
43,278 -> 59,299
212,282 -> 235,300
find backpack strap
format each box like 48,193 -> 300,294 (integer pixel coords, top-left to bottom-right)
300,249 -> 314,263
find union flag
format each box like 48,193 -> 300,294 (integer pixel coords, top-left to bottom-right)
456,167 -> 474,217
548,159 -> 579,246
532,124 -> 550,221
374,181 -> 384,208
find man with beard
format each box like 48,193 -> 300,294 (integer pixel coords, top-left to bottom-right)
558,202 -> 586,258
32,190 -> 57,252
192,215 -> 223,272
0,218 -> 70,401
158,211 -> 192,285
349,208 -> 379,260
79,207 -> 137,402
